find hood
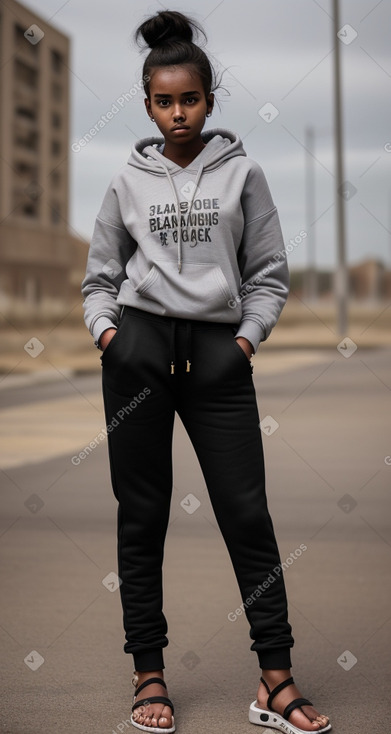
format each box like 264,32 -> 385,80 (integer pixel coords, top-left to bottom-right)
127,128 -> 246,175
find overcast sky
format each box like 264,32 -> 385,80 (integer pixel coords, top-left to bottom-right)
25,0 -> 391,270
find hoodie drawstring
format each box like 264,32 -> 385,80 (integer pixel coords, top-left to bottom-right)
158,160 -> 205,273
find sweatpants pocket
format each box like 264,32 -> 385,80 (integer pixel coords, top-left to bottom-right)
230,327 -> 253,371
100,313 -> 125,364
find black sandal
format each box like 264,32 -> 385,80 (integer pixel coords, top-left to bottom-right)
131,675 -> 175,733
249,675 -> 331,733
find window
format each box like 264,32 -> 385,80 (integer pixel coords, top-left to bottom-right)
51,139 -> 61,156
14,127 -> 39,151
14,59 -> 38,88
51,49 -> 63,73
15,104 -> 37,121
14,161 -> 38,179
22,201 -> 39,218
51,111 -> 61,128
50,202 -> 61,224
51,81 -> 62,101
14,23 -> 39,55
50,170 -> 61,188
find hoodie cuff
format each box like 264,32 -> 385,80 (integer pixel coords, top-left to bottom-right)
92,316 -> 117,347
235,320 -> 266,354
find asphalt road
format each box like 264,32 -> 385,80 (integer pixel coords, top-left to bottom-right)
1,347 -> 390,734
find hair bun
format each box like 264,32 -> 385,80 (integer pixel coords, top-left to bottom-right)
136,10 -> 197,49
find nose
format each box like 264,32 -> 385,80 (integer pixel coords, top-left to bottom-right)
173,104 -> 186,122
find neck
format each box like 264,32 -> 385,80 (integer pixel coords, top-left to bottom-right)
162,137 -> 205,168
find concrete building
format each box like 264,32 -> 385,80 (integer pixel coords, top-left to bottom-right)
0,0 -> 87,322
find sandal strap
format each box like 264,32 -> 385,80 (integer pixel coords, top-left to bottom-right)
260,676 -> 271,694
132,695 -> 174,715
267,676 -> 294,712
283,697 -> 313,722
134,677 -> 167,698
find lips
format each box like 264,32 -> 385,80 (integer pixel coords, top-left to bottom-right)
171,125 -> 190,131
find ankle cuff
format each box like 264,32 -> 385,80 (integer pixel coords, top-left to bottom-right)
257,648 -> 292,670
132,648 -> 165,672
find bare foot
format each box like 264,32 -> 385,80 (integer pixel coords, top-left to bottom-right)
255,669 -> 330,731
132,670 -> 174,730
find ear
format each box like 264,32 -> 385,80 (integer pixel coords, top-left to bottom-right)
144,97 -> 153,120
206,93 -> 214,117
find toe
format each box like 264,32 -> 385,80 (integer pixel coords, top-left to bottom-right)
316,714 -> 329,726
158,705 -> 173,728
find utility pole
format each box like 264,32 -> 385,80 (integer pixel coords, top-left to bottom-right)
305,126 -> 317,301
333,0 -> 348,334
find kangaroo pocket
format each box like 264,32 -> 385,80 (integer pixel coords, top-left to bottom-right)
133,260 -> 234,319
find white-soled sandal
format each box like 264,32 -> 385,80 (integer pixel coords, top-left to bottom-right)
131,673 -> 175,733
249,675 -> 331,734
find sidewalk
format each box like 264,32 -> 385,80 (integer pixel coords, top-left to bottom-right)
1,347 -> 390,733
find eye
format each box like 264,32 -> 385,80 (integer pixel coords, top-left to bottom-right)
185,96 -> 198,104
158,99 -> 170,107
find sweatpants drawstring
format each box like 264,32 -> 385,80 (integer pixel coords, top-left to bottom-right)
169,318 -> 192,374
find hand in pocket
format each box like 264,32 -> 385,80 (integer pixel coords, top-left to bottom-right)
100,328 -> 117,351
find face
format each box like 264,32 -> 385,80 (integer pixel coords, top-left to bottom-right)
145,65 -> 214,146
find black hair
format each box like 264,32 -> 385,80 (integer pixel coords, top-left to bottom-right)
134,10 -> 219,100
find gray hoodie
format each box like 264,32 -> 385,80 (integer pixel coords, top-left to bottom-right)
82,128 -> 289,351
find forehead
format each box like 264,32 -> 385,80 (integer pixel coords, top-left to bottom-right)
149,65 -> 204,94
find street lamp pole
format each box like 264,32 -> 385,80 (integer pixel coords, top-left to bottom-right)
305,126 -> 317,301
332,0 -> 348,334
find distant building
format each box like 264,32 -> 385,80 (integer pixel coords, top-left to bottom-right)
348,259 -> 385,300
290,259 -> 391,301
0,0 -> 87,321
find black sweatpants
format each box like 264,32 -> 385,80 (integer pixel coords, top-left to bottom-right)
101,305 -> 294,672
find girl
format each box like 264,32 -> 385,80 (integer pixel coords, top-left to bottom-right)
82,10 -> 331,734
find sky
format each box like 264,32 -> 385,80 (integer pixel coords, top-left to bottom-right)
24,0 -> 391,270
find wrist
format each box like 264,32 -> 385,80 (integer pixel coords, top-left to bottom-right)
235,336 -> 254,359
96,327 -> 117,351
